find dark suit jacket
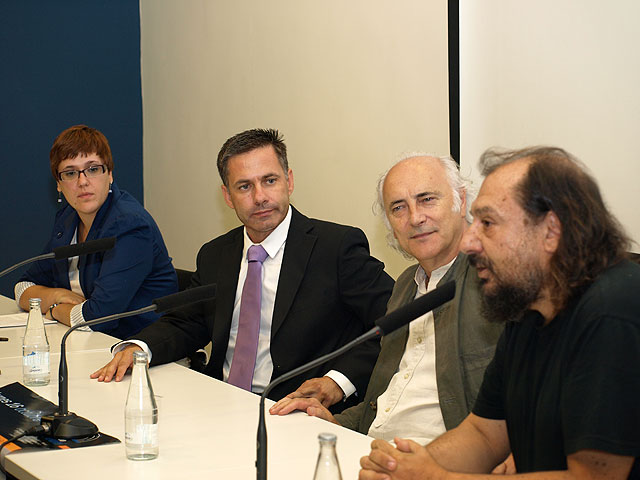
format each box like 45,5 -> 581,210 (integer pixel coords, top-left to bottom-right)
336,254 -> 504,434
134,207 -> 394,402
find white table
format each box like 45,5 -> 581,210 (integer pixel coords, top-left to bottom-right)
0,296 -> 20,315
0,322 -> 118,360
1,350 -> 372,479
0,295 -> 119,360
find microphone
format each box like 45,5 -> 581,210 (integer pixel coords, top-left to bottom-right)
40,284 -> 216,440
0,237 -> 117,278
255,280 -> 456,479
52,237 -> 116,260
375,280 -> 456,334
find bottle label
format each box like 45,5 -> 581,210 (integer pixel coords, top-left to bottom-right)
23,351 -> 50,374
125,424 -> 158,445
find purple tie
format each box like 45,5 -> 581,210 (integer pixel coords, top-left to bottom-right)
228,244 -> 269,391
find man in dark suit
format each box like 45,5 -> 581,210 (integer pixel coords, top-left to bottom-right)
92,128 -> 394,408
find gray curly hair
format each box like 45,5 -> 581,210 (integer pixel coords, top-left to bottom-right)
373,152 -> 475,258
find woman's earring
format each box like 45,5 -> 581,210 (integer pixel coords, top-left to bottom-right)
109,183 -> 113,193
57,191 -> 62,203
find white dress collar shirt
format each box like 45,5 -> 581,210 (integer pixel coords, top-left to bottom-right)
367,257 -> 456,445
222,206 -> 293,392
67,229 -> 89,329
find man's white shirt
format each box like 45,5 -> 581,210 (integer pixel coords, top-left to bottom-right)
367,258 -> 455,445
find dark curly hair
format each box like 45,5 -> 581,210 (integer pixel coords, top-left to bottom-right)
480,146 -> 631,309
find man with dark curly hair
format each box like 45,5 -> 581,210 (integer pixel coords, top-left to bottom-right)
360,147 -> 640,479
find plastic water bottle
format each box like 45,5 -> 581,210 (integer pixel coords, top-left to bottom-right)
125,351 -> 159,460
313,432 -> 343,480
22,298 -> 50,386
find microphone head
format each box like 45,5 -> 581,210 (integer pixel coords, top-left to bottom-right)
53,237 -> 116,260
375,280 -> 456,335
152,284 -> 216,313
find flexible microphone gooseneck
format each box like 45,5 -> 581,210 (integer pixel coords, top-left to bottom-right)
255,280 -> 456,480
0,237 -> 117,278
40,284 -> 217,439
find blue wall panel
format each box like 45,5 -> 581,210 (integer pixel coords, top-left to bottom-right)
0,0 -> 143,297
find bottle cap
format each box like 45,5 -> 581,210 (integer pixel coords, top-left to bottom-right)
318,432 -> 337,443
133,350 -> 148,361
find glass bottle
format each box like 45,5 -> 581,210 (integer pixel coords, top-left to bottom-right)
22,298 -> 50,386
124,351 -> 159,460
313,432 -> 343,480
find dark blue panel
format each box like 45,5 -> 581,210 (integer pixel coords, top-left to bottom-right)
0,0 -> 142,297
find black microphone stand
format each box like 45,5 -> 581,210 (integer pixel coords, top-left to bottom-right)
256,326 -> 381,480
41,305 -> 157,439
0,252 -> 58,278
40,284 -> 217,439
0,237 -> 116,278
255,280 -> 456,479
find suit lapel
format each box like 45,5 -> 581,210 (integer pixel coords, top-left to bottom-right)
212,230 -> 243,347
271,207 -> 316,338
380,272 -> 417,380
53,211 -> 78,289
377,323 -> 410,384
77,184 -> 117,284
433,255 -> 465,355
433,255 -> 468,428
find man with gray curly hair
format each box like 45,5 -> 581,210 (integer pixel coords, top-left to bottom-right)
271,153 -> 504,450
374,152 -> 475,259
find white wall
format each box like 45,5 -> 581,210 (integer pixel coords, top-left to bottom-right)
460,0 -> 640,251
140,0 -> 450,278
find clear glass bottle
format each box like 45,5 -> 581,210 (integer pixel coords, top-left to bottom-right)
22,298 -> 50,386
124,351 -> 159,460
313,432 -> 343,480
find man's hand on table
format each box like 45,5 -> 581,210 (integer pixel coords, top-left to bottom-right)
90,344 -> 142,382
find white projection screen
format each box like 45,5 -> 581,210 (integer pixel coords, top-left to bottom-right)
459,0 -> 640,251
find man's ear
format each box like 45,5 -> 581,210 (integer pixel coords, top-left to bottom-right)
459,188 -> 467,218
221,185 -> 234,209
542,211 -> 562,254
286,169 -> 294,196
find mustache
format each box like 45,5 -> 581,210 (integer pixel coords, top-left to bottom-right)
410,226 -> 438,237
468,253 -> 492,271
252,203 -> 278,213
